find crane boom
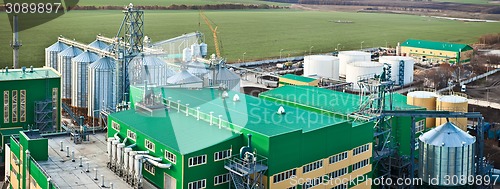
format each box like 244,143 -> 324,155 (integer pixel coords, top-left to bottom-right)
200,11 -> 221,58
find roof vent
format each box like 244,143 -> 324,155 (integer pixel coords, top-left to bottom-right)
233,94 -> 240,102
30,66 -> 33,73
5,67 -> 8,73
21,66 -> 26,73
277,106 -> 286,114
222,91 -> 229,99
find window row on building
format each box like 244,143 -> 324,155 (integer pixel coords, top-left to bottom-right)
327,167 -> 348,180
353,144 -> 370,156
273,169 -> 297,183
302,175 -> 323,189
303,159 -> 323,174
352,158 -> 370,171
329,151 -> 348,164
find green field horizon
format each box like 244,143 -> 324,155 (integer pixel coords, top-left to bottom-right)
1,9 -> 499,68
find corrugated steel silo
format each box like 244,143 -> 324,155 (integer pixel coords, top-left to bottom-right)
45,41 -> 69,70
58,46 -> 83,101
419,122 -> 475,186
88,57 -> 116,117
89,40 -> 110,50
207,66 -> 241,92
71,51 -> 99,108
167,69 -> 203,88
187,61 -> 209,79
129,55 -> 172,86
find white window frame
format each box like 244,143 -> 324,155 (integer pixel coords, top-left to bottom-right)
214,173 -> 230,186
416,120 -> 425,133
20,90 -> 26,122
127,129 -> 137,141
352,158 -> 370,171
188,155 -> 207,167
327,167 -> 348,180
144,161 -> 155,175
353,144 -> 370,156
302,160 -> 323,174
145,139 -> 155,153
4,91 -> 9,123
111,120 -> 120,131
302,175 -> 323,189
164,150 -> 176,164
329,151 -> 348,164
332,183 -> 348,189
272,169 -> 296,184
214,149 -> 231,162
11,90 -> 17,123
187,179 -> 206,189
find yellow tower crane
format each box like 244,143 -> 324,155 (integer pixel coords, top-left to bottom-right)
200,11 -> 222,58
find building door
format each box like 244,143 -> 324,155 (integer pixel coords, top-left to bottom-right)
164,173 -> 176,189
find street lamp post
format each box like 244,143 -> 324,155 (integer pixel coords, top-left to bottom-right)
385,40 -> 388,48
360,41 -> 365,50
280,49 -> 284,59
309,46 -> 314,55
243,52 -> 246,63
337,43 -> 341,51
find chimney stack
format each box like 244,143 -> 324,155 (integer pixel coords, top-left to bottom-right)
11,15 -> 22,69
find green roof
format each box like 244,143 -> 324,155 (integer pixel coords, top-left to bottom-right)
280,74 -> 317,83
110,110 -> 240,155
0,67 -> 60,81
401,39 -> 473,52
259,85 -> 421,116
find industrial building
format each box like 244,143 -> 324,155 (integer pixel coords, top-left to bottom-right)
399,39 -> 473,64
0,67 -> 61,155
278,74 -> 319,86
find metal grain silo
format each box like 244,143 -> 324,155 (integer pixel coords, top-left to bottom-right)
182,47 -> 192,62
200,42 -> 208,58
379,56 -> 415,86
436,95 -> 468,131
45,41 -> 69,70
206,66 -> 241,92
88,57 -> 116,118
303,55 -> 339,79
191,43 -> 201,58
419,122 -> 475,186
407,90 -> 438,128
129,54 -> 172,86
58,46 -> 83,102
345,61 -> 383,90
187,61 -> 209,79
338,51 -> 371,77
71,51 -> 99,109
167,69 -> 203,88
89,40 -> 110,50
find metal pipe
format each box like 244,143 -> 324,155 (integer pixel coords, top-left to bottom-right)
117,143 -> 125,168
79,157 -> 83,167
125,143 -> 136,148
124,148 -> 132,174
71,151 -> 75,162
145,158 -> 171,169
113,132 -> 120,142
60,141 -> 63,151
101,175 -> 105,187
110,182 -> 114,189
107,137 -> 115,155
94,169 -> 98,180
185,104 -> 189,116
111,140 -> 119,164
66,146 -> 70,157
86,163 -> 90,172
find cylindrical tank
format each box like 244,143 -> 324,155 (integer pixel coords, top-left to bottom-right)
88,57 -> 116,117
407,91 -> 438,128
45,41 -> 69,70
167,69 -> 203,88
129,55 -> 172,86
88,40 -> 109,50
419,122 -> 475,186
71,51 -> 99,108
200,43 -> 208,58
379,56 -> 415,86
187,61 -> 209,79
182,47 -> 192,62
191,43 -> 201,58
303,55 -> 339,80
338,51 -> 371,77
436,95 -> 468,131
346,61 -> 383,90
58,46 -> 83,100
206,66 -> 241,91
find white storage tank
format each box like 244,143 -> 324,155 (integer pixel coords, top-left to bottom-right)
379,56 -> 415,86
129,54 -> 172,86
88,57 -> 116,117
346,61 -> 383,90
200,42 -> 208,58
58,46 -> 83,100
338,51 -> 371,77
419,122 -> 475,186
182,47 -> 192,62
303,55 -> 340,80
45,41 -> 69,70
436,95 -> 468,131
187,61 -> 209,79
191,43 -> 201,59
71,51 -> 99,108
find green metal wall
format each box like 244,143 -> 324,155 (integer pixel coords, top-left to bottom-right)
391,116 -> 424,157
0,77 -> 61,131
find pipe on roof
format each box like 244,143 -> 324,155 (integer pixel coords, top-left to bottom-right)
145,158 -> 171,169
114,133 -> 120,142
125,143 -> 136,148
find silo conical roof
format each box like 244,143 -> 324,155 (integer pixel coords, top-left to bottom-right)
59,46 -> 83,57
73,51 -> 99,63
419,122 -> 475,147
167,70 -> 202,85
47,41 -> 69,52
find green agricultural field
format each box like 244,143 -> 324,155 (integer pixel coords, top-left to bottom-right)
75,0 -> 288,6
1,9 -> 500,67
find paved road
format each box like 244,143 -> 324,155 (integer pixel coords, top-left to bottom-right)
468,98 -> 500,109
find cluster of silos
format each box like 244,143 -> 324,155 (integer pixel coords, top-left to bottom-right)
205,66 -> 241,92
419,121 -> 475,187
303,55 -> 339,80
182,42 -> 208,62
407,91 -> 468,131
379,56 -> 415,86
166,69 -> 203,88
88,57 -> 116,118
45,41 -> 69,70
187,61 -> 209,79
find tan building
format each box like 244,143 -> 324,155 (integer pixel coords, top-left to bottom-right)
279,74 -> 319,87
400,39 -> 473,64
